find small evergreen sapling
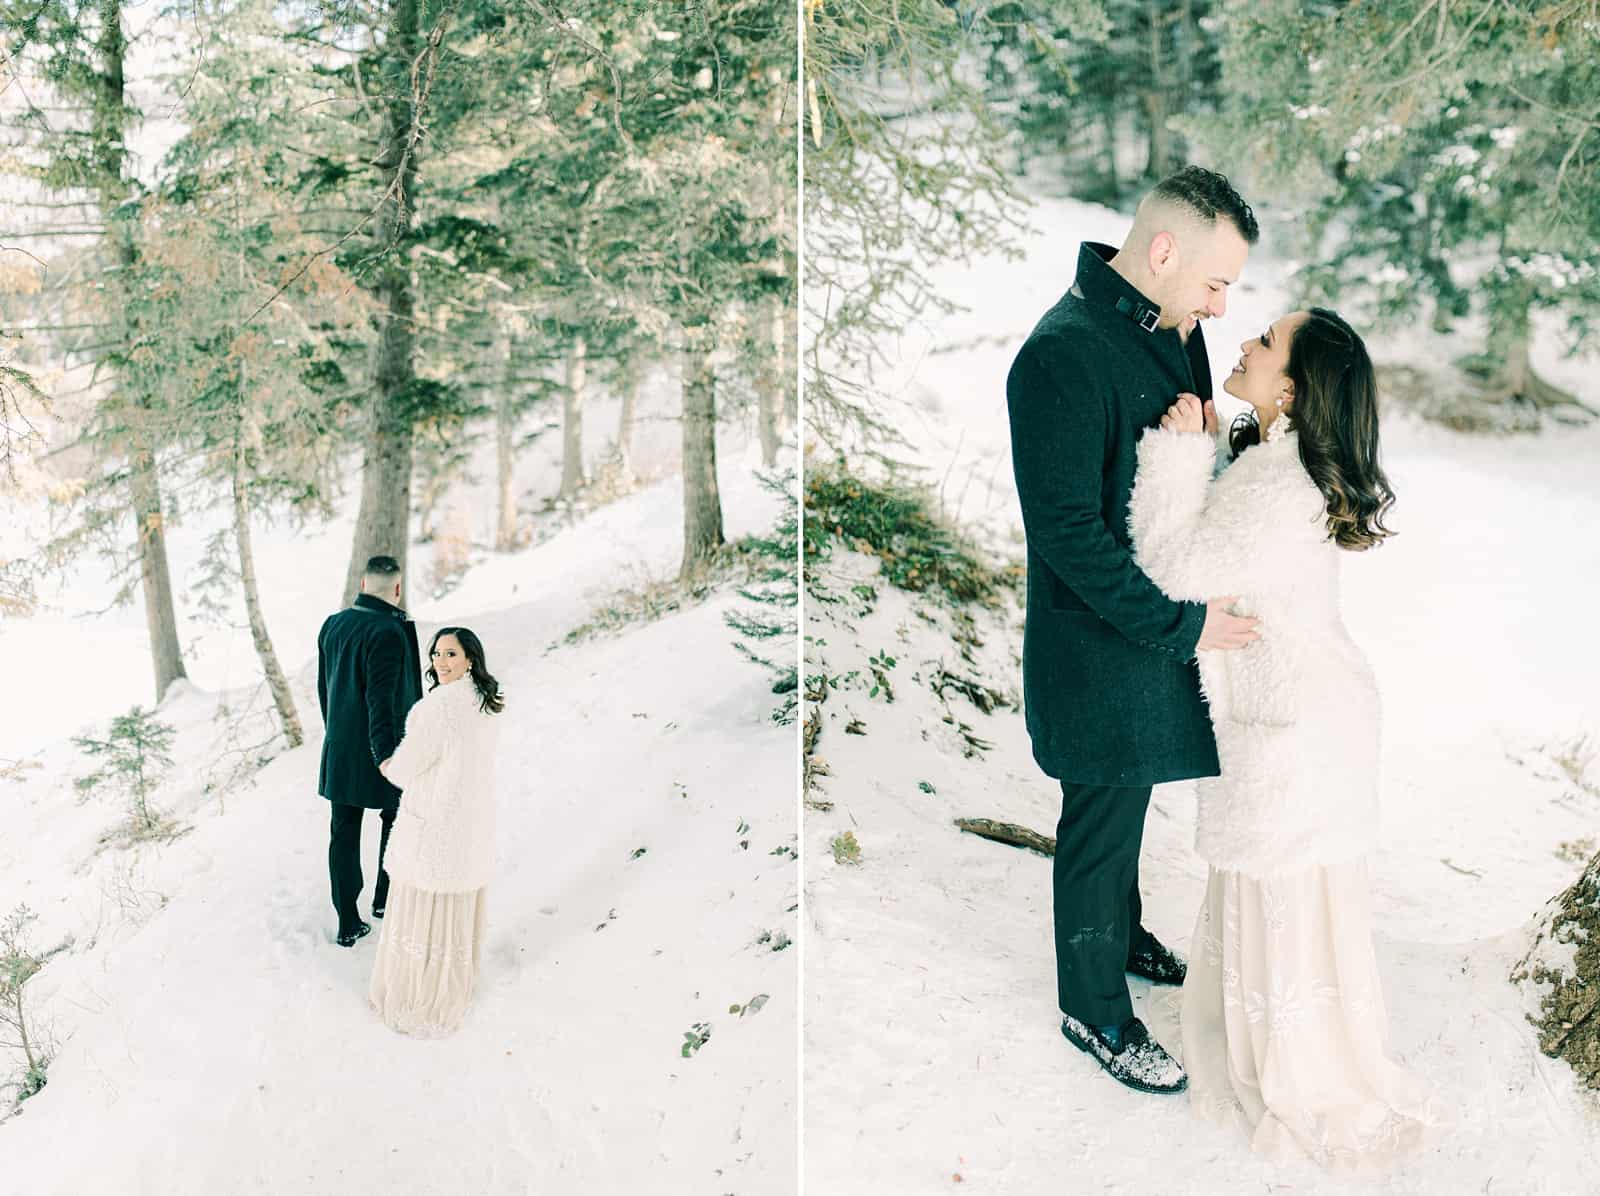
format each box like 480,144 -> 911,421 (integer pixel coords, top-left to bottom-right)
73,706 -> 177,836
0,904 -> 68,1106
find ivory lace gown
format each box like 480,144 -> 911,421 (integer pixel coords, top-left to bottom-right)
369,675 -> 499,1037
368,887 -> 488,1039
1128,420 -> 1448,1169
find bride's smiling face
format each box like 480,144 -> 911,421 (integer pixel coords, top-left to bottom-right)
1223,310 -> 1308,421
430,634 -> 470,685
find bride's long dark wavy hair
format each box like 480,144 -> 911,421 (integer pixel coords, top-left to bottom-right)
1227,307 -> 1396,551
425,626 -> 506,714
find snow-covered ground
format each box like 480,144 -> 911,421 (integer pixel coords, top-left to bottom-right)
803,191 -> 1600,1194
0,382 -> 798,1194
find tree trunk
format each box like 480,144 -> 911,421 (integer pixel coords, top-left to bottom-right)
233,389 -> 302,749
614,357 -> 639,484
1144,1 -> 1171,179
679,342 -> 724,579
128,426 -> 187,701
1481,296 -> 1589,420
1101,106 -> 1119,195
343,323 -> 417,603
560,333 -> 588,498
1512,850 -> 1600,1090
416,469 -> 441,543
783,301 -> 799,433
758,297 -> 788,467
94,0 -> 186,702
494,332 -> 519,551
342,0 -> 422,605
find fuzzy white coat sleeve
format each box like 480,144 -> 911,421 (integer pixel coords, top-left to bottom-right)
1127,428 -> 1321,600
383,694 -> 438,791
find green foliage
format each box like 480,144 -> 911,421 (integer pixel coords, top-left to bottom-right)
982,0 -> 1223,200
1189,1 -> 1600,415
72,706 -> 177,834
803,0 -> 1103,454
561,563 -> 730,647
681,1021 -> 713,1057
829,830 -> 862,866
0,903 -> 68,1107
803,464 -> 1015,607
866,648 -> 896,701
725,468 -> 800,721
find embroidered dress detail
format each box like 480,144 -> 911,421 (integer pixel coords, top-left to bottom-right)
368,882 -> 487,1038
1181,861 -> 1450,1171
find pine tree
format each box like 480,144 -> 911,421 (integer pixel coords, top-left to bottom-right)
1,0 -> 191,699
803,0 -> 1106,456
0,904 -> 69,1106
1195,0 -> 1600,426
982,0 -> 1222,200
142,0 -> 368,749
72,705 -> 177,834
0,249 -> 50,492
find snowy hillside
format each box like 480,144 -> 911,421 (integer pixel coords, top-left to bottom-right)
0,388 -> 798,1194
802,192 -> 1600,1194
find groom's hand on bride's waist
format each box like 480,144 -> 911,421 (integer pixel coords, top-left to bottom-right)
1198,596 -> 1259,651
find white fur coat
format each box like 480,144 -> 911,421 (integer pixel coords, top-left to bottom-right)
382,676 -> 499,892
1127,422 -> 1380,876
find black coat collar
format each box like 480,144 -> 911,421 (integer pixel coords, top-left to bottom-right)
1071,241 -> 1211,398
353,592 -> 408,619
1073,241 -> 1166,332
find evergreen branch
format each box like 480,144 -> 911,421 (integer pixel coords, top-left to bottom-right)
1366,1 -> 1497,95
519,0 -> 631,150
241,0 -> 463,327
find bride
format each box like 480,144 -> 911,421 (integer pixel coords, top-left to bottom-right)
372,626 -> 505,1037
1127,307 -> 1446,1169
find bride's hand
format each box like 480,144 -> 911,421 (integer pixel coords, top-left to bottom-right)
1159,392 -> 1207,434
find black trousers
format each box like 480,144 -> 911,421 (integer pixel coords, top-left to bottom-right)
1053,781 -> 1157,1027
328,801 -> 397,937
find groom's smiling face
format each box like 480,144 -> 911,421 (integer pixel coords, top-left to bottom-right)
1149,218 -> 1251,336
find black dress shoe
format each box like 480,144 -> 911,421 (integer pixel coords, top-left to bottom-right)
336,921 -> 372,948
372,902 -> 385,920
1061,1015 -> 1187,1095
1127,933 -> 1187,985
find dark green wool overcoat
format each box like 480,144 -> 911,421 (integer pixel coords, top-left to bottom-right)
316,592 -> 424,809
1006,241 -> 1221,786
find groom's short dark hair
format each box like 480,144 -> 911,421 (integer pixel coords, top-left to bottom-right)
364,555 -> 401,577
1151,166 -> 1259,245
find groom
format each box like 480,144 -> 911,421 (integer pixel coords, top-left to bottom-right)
1005,167 -> 1262,1094
316,555 -> 423,947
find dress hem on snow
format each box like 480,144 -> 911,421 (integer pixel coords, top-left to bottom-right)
368,880 -> 487,1038
1180,856 -> 1451,1173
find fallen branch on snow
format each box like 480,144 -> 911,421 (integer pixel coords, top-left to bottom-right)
954,817 -> 1055,857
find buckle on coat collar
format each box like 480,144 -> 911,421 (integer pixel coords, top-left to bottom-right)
1115,296 -> 1161,332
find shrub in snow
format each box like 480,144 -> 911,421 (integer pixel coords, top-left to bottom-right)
803,464 -> 1016,608
0,905 -> 68,1109
1512,851 -> 1600,1090
830,831 -> 862,866
72,706 -> 177,839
